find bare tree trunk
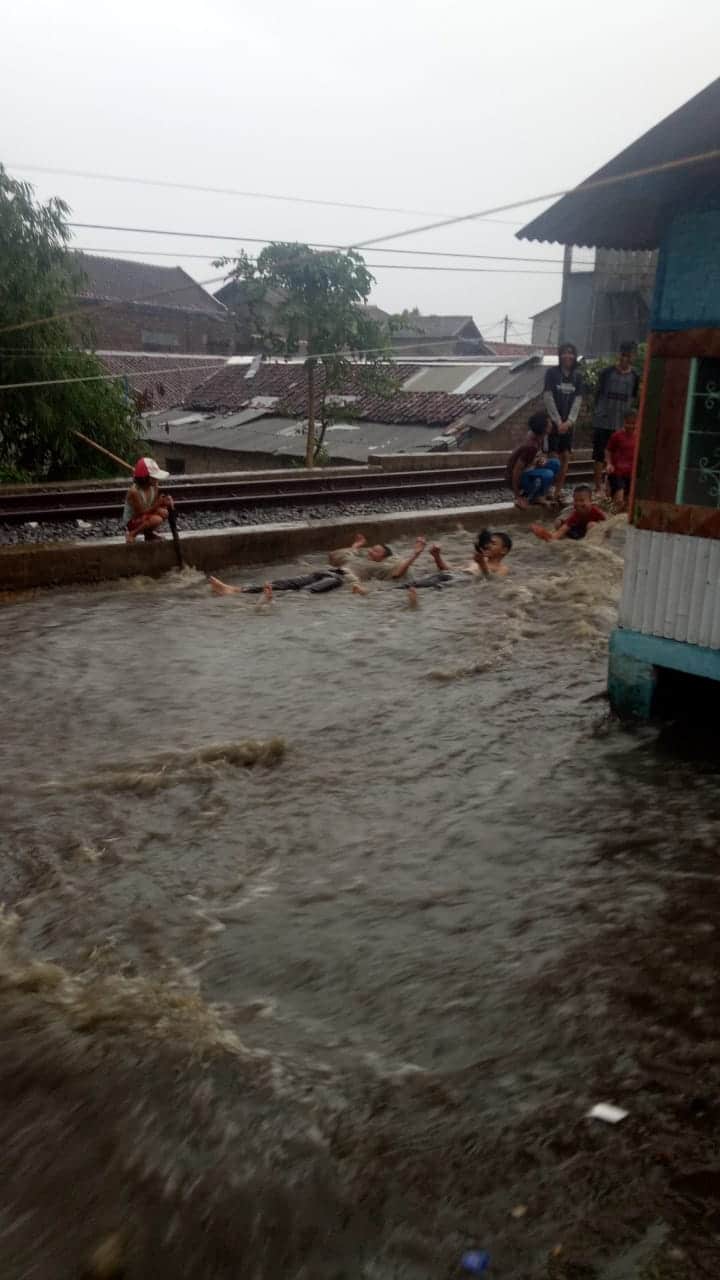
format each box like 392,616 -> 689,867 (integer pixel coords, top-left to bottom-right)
304,358 -> 316,468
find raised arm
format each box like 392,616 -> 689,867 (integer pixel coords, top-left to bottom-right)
429,542 -> 451,571
391,536 -> 427,579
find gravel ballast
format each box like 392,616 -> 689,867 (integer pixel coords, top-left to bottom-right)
0,488 -> 516,547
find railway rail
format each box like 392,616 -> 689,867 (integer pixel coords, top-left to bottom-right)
0,462 -> 594,527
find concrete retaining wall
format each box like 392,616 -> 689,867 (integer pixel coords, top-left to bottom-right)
374,450 -> 592,471
0,502 -> 531,594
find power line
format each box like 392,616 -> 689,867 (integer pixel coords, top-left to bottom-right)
351,145 -> 720,249
68,222 -> 594,266
10,161 -> 521,225
0,361 -> 223,392
72,247 -> 567,276
0,332 -> 542,390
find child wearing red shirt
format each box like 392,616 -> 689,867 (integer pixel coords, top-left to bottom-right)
605,410 -> 638,510
531,484 -> 606,542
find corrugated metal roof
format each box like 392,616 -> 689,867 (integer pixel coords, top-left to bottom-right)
142,412 -> 445,463
517,77 -> 720,250
457,362 -> 545,435
400,363 -> 503,393
143,408 -> 271,452
392,315 -> 477,339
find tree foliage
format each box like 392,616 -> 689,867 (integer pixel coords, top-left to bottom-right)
581,342 -> 647,401
216,243 -> 394,464
0,165 -> 140,481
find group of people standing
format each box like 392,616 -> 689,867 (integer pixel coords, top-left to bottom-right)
506,340 -> 640,512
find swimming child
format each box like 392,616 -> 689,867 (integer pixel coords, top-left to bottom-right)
531,484 -> 606,542
397,529 -> 513,590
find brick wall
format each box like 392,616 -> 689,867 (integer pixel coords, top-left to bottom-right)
464,395 -> 592,453
79,302 -> 233,355
145,442 -> 287,474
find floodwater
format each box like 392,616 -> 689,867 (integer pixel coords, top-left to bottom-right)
2,520 -> 720,1279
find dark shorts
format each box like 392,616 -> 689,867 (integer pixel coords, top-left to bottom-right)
548,430 -> 573,456
608,474 -> 631,496
592,427 -> 612,464
566,524 -> 587,541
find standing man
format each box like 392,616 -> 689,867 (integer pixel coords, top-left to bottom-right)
592,341 -> 640,494
543,343 -> 584,501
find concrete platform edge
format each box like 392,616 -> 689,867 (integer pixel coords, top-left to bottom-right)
0,502 -> 531,594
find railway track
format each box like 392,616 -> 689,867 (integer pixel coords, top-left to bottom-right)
0,462 -> 594,526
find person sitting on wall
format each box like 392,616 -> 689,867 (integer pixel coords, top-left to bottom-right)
605,408 -> 638,512
208,532 -> 428,596
507,411 -> 561,509
592,342 -> 639,496
123,458 -> 174,544
543,343 -> 585,500
531,484 -> 606,542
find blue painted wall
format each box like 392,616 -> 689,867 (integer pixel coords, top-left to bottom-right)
652,207 -> 720,331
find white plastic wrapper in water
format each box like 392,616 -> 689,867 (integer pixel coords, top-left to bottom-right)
587,1102 -> 629,1124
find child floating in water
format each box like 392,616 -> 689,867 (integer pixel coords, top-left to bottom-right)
209,533 -> 427,596
123,458 -> 174,544
531,484 -> 606,542
396,528 -> 513,590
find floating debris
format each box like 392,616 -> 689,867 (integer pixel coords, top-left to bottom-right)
587,1102 -> 629,1124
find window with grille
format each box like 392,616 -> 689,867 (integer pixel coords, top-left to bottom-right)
676,359 -> 720,507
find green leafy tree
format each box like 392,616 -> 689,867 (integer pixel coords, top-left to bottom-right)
216,243 -> 393,465
581,342 -> 647,402
0,165 -> 140,481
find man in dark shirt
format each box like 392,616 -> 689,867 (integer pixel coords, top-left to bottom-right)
592,341 -> 640,493
543,343 -> 584,500
506,411 -> 560,508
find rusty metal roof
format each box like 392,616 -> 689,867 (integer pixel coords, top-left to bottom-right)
517,77 -> 720,250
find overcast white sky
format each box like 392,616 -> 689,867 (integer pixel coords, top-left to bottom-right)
3,0 -> 718,344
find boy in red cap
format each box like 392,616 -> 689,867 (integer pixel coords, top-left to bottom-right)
123,457 -> 174,543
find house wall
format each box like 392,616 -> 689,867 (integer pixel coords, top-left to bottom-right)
144,441 -> 287,473
531,307 -> 560,347
611,205 -> 720,698
464,395 -> 592,454
79,303 -> 233,355
653,208 -> 720,331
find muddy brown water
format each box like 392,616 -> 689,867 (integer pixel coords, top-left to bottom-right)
2,521 -> 720,1279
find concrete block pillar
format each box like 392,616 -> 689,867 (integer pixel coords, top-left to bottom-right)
607,632 -> 657,719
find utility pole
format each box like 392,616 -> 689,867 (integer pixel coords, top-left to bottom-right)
503,314 -> 509,343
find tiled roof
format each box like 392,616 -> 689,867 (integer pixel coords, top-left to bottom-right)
192,361 -> 415,408
75,254 -> 228,316
98,353 -> 225,411
190,362 -> 486,425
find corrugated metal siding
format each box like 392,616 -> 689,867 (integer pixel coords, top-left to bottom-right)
619,526 -> 720,649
